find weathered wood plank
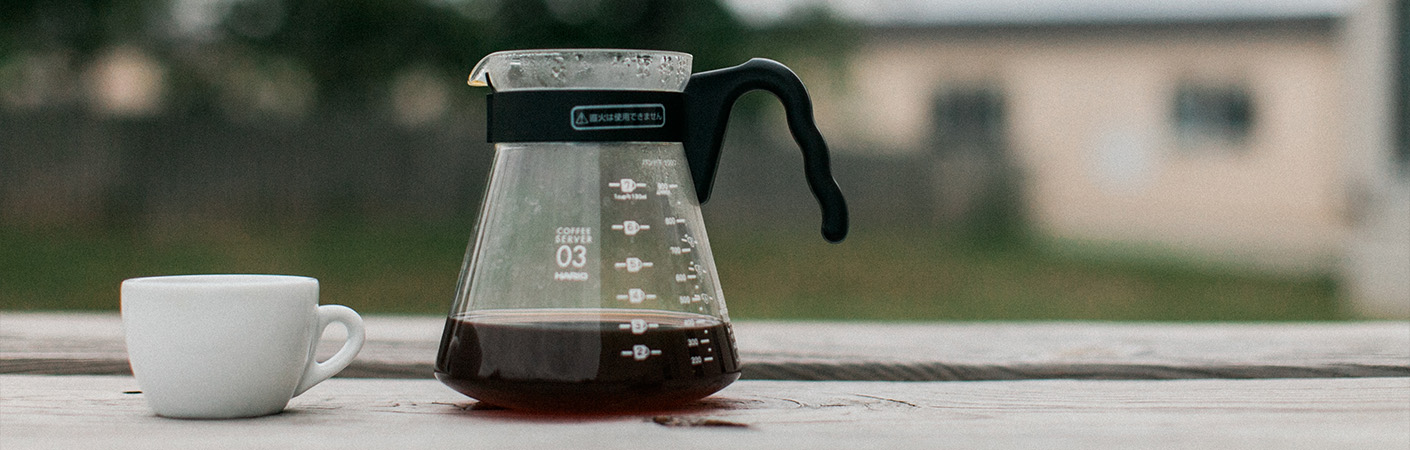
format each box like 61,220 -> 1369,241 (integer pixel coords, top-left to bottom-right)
2,313 -> 1407,380
1,375 -> 1406,449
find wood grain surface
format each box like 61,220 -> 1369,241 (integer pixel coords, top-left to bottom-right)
2,313 -> 1407,380
2,375 -> 1405,449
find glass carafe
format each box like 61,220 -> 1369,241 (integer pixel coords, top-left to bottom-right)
435,49 -> 847,412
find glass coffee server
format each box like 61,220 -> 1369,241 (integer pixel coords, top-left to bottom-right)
436,49 -> 847,412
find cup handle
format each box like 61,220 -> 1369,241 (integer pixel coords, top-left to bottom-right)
293,305 -> 365,397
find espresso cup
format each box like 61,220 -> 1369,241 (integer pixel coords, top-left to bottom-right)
121,274 -> 365,419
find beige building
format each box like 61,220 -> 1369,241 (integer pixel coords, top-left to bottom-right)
732,0 -> 1407,316
836,19 -> 1345,272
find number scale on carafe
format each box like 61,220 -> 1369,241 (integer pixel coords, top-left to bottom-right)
434,143 -> 741,412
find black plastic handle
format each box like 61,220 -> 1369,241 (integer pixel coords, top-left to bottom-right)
684,58 -> 848,243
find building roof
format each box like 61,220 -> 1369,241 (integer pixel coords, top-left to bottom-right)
722,0 -> 1358,27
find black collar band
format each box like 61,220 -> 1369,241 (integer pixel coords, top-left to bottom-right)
487,90 -> 686,143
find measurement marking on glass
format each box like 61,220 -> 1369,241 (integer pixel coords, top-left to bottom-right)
616,288 -> 657,304
617,319 -> 660,335
681,234 -> 698,247
655,182 -> 679,196
607,178 -> 643,193
675,273 -> 698,282
610,220 -> 650,236
690,356 -> 703,366
609,179 -> 648,201
668,246 -> 692,255
613,257 -> 654,273
664,217 -> 688,226
621,345 -> 662,361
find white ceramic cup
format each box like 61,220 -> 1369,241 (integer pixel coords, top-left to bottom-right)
121,274 -> 365,419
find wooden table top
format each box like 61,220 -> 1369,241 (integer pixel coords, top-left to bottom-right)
2,313 -> 1407,448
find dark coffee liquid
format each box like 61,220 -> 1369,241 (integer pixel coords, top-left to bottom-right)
435,309 -> 740,412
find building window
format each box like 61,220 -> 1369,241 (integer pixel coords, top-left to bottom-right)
929,87 -> 1005,155
926,86 -> 1024,241
1172,83 -> 1255,150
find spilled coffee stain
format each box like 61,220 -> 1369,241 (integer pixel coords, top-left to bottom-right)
430,401 -> 489,411
651,416 -> 749,428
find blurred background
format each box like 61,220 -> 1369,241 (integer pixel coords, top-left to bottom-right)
2,0 -> 1406,320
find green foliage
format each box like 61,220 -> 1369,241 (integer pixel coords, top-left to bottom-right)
0,0 -> 160,54
1,0 -> 855,110
0,222 -> 1344,321
710,227 -> 1343,321
234,0 -> 759,106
